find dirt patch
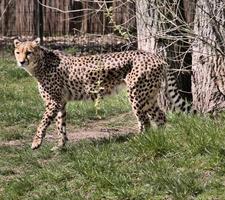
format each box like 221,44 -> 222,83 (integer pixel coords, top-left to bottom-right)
0,139 -> 26,147
46,128 -> 135,143
47,112 -> 138,143
0,112 -> 138,147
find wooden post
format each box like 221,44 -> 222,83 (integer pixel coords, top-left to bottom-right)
37,0 -> 43,44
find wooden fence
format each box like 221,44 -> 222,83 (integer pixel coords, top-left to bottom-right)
0,0 -> 136,37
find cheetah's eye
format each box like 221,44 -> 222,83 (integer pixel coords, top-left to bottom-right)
16,51 -> 20,54
27,51 -> 32,55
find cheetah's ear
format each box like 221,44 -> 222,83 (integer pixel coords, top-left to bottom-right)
14,39 -> 21,47
32,38 -> 41,46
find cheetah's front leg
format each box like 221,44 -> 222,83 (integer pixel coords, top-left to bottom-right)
51,103 -> 68,151
31,101 -> 60,150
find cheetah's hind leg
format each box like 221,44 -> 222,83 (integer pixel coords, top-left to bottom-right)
127,90 -> 151,133
147,101 -> 166,128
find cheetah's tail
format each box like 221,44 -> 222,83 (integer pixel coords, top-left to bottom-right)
166,70 -> 192,113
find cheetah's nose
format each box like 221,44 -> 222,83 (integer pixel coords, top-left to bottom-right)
20,61 -> 26,65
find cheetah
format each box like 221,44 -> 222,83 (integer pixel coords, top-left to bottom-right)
13,38 -> 190,150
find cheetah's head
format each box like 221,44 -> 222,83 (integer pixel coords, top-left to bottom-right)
14,38 -> 41,71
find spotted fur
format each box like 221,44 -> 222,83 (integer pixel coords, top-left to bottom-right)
14,38 -> 189,150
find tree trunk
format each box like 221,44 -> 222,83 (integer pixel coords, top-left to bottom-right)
136,0 -> 159,53
192,0 -> 225,113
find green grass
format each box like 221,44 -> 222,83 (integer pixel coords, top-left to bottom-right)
1,57 -> 225,199
64,47 -> 80,55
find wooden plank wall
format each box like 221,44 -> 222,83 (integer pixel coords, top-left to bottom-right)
0,0 -> 136,36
